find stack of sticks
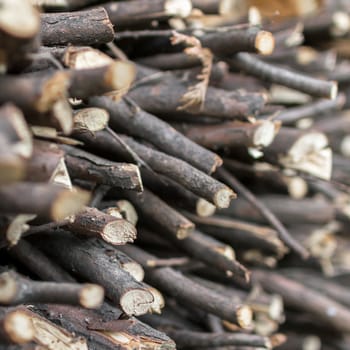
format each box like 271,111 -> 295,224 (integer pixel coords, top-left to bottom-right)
1,0 -> 350,349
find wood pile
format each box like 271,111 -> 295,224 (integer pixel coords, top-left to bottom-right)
1,0 -> 350,349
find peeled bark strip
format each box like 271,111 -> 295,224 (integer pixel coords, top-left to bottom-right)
40,7 -> 114,46
218,168 -> 308,259
61,145 -> 143,192
0,182 -> 90,222
9,239 -> 75,283
66,206 -> 136,245
89,97 -> 222,174
176,120 -> 279,150
118,244 -> 253,328
101,0 -> 192,29
163,329 -> 272,349
253,270 -> 350,333
121,188 -> 194,239
196,26 -> 275,56
0,104 -> 32,184
34,233 -> 154,316
0,307 -> 34,345
0,0 -> 40,72
230,52 -> 337,99
68,61 -> 136,100
120,135 -> 235,208
128,74 -> 266,119
264,127 -> 332,180
0,270 -> 104,309
21,308 -> 88,350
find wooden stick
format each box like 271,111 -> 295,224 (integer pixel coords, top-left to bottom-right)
89,96 -> 222,174
120,188 -> 194,239
230,53 -> 337,99
101,0 -> 192,29
118,244 -> 253,328
68,61 -> 136,100
40,7 -> 114,46
0,0 -> 40,72
0,307 -> 34,345
163,329 -> 272,349
253,269 -> 350,333
217,167 -> 309,259
120,135 -> 235,208
8,239 -> 75,283
34,232 -> 154,316
61,145 -> 143,192
66,206 -> 136,245
0,270 -> 104,309
0,182 -> 90,222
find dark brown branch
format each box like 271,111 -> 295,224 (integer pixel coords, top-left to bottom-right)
120,135 -> 235,208
0,182 -> 90,222
0,270 -> 104,309
0,307 -> 34,345
230,52 -> 337,99
89,96 -> 222,174
40,7 -> 114,46
66,206 -> 136,245
217,167 -> 309,259
8,239 -> 75,283
163,329 -> 272,349
118,244 -> 253,328
101,0 -> 192,29
33,232 -> 154,316
61,144 -> 143,192
253,270 -> 350,333
120,188 -> 194,239
128,72 -> 266,120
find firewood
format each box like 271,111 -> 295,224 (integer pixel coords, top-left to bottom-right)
40,7 -> 114,46
0,307 -> 34,345
0,183 -> 90,222
61,145 -> 143,192
0,270 -> 104,309
0,0 -> 40,72
33,232 -> 154,316
89,96 -> 223,174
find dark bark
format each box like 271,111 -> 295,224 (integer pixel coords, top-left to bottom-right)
40,7 -> 114,46
120,188 -> 194,239
0,270 -> 104,309
61,144 -> 143,191
89,96 -> 222,174
33,232 -> 154,316
66,206 -> 136,245
0,182 -> 90,222
230,53 -> 337,99
118,244 -> 253,328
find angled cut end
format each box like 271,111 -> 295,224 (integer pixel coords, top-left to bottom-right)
255,31 -> 275,55
101,219 -> 137,245
236,304 -> 253,329
165,0 -> 192,18
79,284 -> 105,309
73,108 -> 109,133
331,11 -> 350,37
4,310 -> 35,344
109,61 -> 136,92
120,289 -> 154,316
196,198 -> 216,217
330,82 -> 338,100
0,272 -> 17,304
116,200 -> 139,226
253,120 -> 278,148
214,187 -> 236,208
122,262 -> 144,282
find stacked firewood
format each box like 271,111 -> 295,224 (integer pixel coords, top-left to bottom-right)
1,0 -> 350,349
